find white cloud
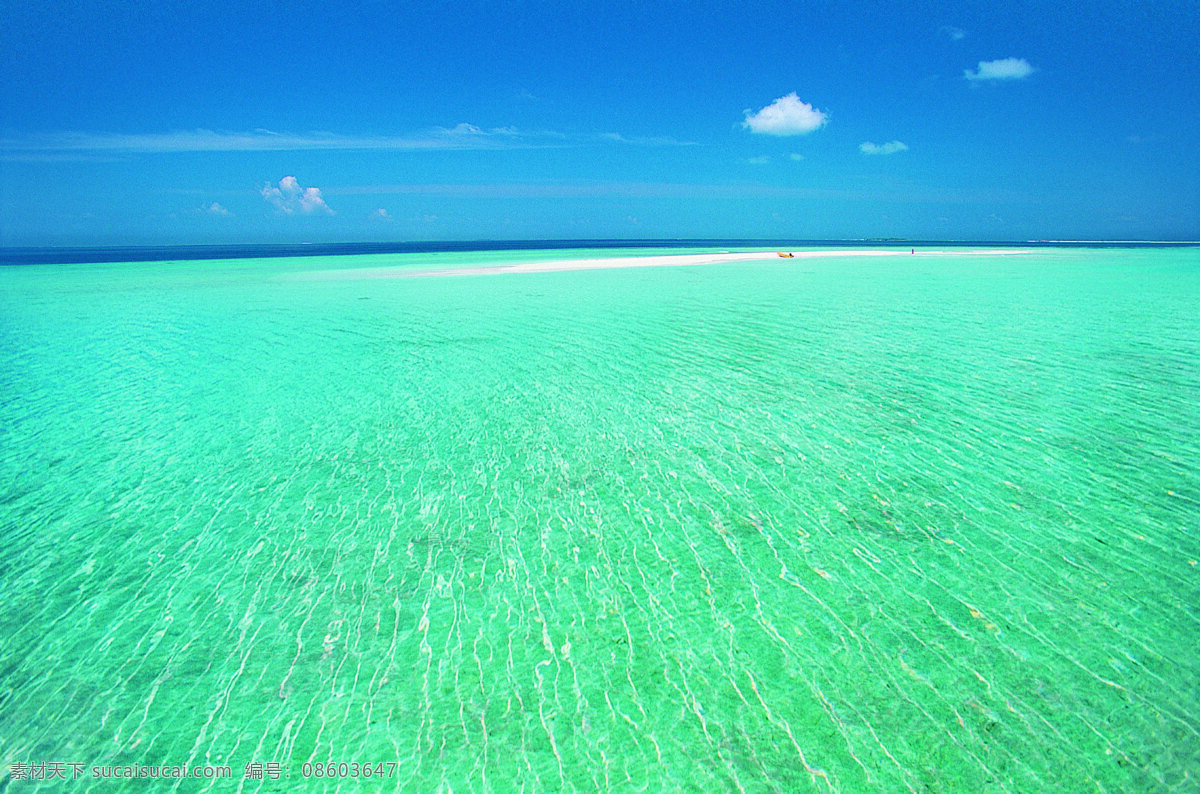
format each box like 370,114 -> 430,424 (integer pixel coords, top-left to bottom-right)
2,127 -> 555,155
860,140 -> 909,155
190,202 -> 232,217
260,182 -> 290,213
789,153 -> 804,161
326,180 -> 1023,203
742,93 -> 828,135
964,58 -> 1035,81
299,187 -> 330,213
746,155 -> 771,165
261,176 -> 334,215
601,132 -> 697,146
1,125 -> 702,159
941,26 -> 966,41
373,208 -> 392,221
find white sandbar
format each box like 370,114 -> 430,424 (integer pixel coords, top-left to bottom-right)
293,248 -> 1034,281
407,248 -> 1033,277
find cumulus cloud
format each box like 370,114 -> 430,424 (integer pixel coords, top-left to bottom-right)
299,188 -> 330,213
261,176 -> 334,215
743,93 -> 828,135
373,208 -> 392,221
860,141 -> 909,155
964,58 -> 1035,81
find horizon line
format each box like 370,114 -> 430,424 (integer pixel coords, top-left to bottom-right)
4,237 -> 1199,250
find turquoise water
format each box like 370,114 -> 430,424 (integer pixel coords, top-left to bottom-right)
1,246 -> 1198,791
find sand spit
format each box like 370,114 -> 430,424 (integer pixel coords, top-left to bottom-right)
291,248 -> 1034,281
406,248 -> 1034,277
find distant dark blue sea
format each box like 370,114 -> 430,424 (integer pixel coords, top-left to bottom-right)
2,238 -> 1195,266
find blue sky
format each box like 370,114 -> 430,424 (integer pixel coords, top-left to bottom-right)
2,0 -> 1198,245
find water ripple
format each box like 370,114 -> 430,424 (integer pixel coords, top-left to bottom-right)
1,248 -> 1198,791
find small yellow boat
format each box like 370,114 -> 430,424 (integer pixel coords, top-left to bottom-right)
777,252 -> 794,258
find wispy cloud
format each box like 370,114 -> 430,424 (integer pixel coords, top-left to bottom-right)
860,141 -> 909,155
742,93 -> 829,136
322,180 -> 1030,206
1,124 -> 693,157
940,26 -> 966,41
189,202 -> 233,217
261,176 -> 334,215
599,132 -> 698,146
964,58 -> 1035,81
746,155 -> 771,165
3,129 -> 462,154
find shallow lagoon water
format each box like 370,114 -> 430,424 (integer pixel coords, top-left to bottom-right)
1,246 -> 1198,791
